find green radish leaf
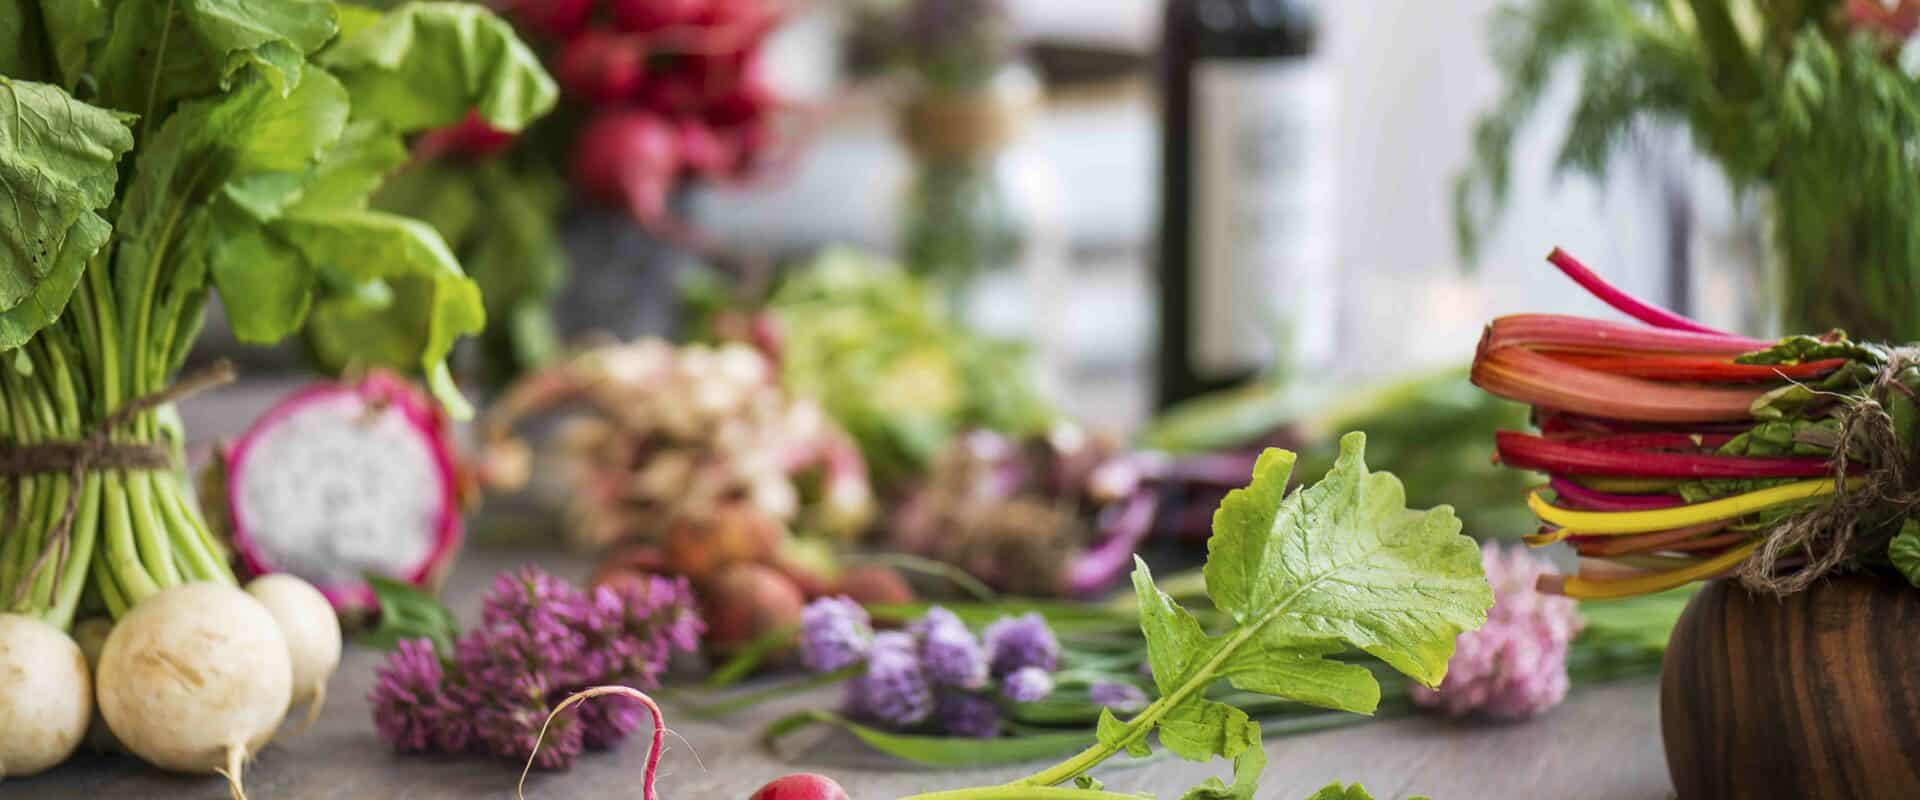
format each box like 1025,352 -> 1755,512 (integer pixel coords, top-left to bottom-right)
1302,783 -> 1394,800
0,77 -> 134,349
360,572 -> 459,656
277,209 -> 484,415
1053,434 -> 1488,796
761,710 -> 1096,768
318,2 -> 557,134
184,0 -> 338,95
37,0 -> 110,88
1203,434 -> 1491,688
0,0 -> 51,81
1890,521 -> 1920,589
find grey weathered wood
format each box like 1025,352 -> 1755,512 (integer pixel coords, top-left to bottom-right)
3,539 -> 1673,799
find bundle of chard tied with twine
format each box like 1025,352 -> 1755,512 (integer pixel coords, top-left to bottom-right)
1472,249 -> 1920,600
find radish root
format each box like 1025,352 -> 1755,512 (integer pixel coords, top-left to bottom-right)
216,744 -> 248,800
282,683 -> 327,740
518,686 -> 671,800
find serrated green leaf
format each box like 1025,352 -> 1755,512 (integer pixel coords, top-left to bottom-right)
1178,732 -> 1264,800
1303,783 -> 1379,800
1206,434 -> 1491,687
184,0 -> 338,94
318,2 -> 556,134
0,77 -> 134,347
1096,708 -> 1152,758
1891,521 -> 1920,589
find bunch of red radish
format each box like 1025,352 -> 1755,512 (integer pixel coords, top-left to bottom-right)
443,0 -> 781,221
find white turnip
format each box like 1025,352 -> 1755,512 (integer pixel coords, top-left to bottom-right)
245,574 -> 342,727
96,583 -> 291,795
0,614 -> 90,778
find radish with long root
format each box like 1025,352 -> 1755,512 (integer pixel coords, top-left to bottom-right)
0,615 -> 91,778
517,686 -> 675,800
96,584 -> 292,798
246,574 -> 343,733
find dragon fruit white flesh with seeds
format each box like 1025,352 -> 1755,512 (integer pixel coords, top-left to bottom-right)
222,371 -> 463,614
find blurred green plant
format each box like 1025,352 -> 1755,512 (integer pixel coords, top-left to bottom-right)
1458,0 -> 1920,342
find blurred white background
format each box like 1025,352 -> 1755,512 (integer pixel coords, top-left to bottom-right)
696,0 -> 1701,429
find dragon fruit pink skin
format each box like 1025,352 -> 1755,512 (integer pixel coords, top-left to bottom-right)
223,370 -> 464,615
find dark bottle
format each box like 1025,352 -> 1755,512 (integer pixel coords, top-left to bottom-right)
1156,0 -> 1334,407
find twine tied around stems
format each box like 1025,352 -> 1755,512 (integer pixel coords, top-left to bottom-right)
1740,348 -> 1920,595
0,360 -> 236,605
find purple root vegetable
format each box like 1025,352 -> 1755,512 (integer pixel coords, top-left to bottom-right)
220,371 -> 464,616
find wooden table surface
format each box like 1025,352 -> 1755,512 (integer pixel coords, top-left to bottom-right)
1,380 -> 1677,799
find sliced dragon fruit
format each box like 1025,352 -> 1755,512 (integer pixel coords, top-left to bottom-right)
220,371 -> 464,615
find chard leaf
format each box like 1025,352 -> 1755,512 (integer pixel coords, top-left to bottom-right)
0,77 -> 134,347
318,2 -> 557,134
1891,521 -> 1920,589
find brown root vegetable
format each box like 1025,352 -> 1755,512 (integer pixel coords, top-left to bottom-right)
837,564 -> 915,606
663,504 -> 785,581
591,545 -> 671,588
700,563 -> 805,653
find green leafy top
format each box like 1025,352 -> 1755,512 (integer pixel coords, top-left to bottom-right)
0,0 -> 557,415
1455,0 -> 1920,342
912,433 -> 1491,800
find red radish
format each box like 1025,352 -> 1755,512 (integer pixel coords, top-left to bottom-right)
677,118 -> 738,177
634,77 -> 708,116
221,371 -> 463,616
557,32 -> 649,104
701,562 -> 804,652
508,0 -> 596,40
707,70 -> 773,126
572,110 -> 682,220
751,773 -> 851,800
415,110 -> 517,159
612,0 -> 708,33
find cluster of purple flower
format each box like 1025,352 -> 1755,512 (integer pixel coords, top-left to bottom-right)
369,567 -> 703,768
1410,543 -> 1583,720
799,598 -> 1061,738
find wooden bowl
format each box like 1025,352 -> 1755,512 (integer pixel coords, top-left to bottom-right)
1662,576 -> 1920,799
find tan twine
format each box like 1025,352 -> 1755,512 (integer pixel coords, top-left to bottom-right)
1738,347 -> 1920,595
0,360 -> 236,604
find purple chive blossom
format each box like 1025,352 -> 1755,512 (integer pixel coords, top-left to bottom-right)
936,690 -> 1003,738
1411,544 -> 1583,720
916,607 -> 988,689
800,596 -> 874,673
1000,666 -> 1054,703
369,638 -> 467,754
857,632 -> 934,726
984,612 -> 1059,676
1090,682 -> 1148,713
367,566 -> 706,766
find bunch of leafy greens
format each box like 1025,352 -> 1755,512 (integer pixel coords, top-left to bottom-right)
1456,0 -> 1920,342
896,434 -> 1491,799
0,0 -> 555,631
695,248 -> 1054,488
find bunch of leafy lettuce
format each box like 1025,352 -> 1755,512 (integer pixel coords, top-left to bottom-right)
0,0 -> 553,629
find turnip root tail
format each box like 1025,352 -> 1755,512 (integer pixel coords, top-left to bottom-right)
215,744 -> 248,800
282,682 -> 327,740
517,686 -> 668,800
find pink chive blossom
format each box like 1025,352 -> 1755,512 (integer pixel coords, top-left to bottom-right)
1411,543 -> 1583,720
